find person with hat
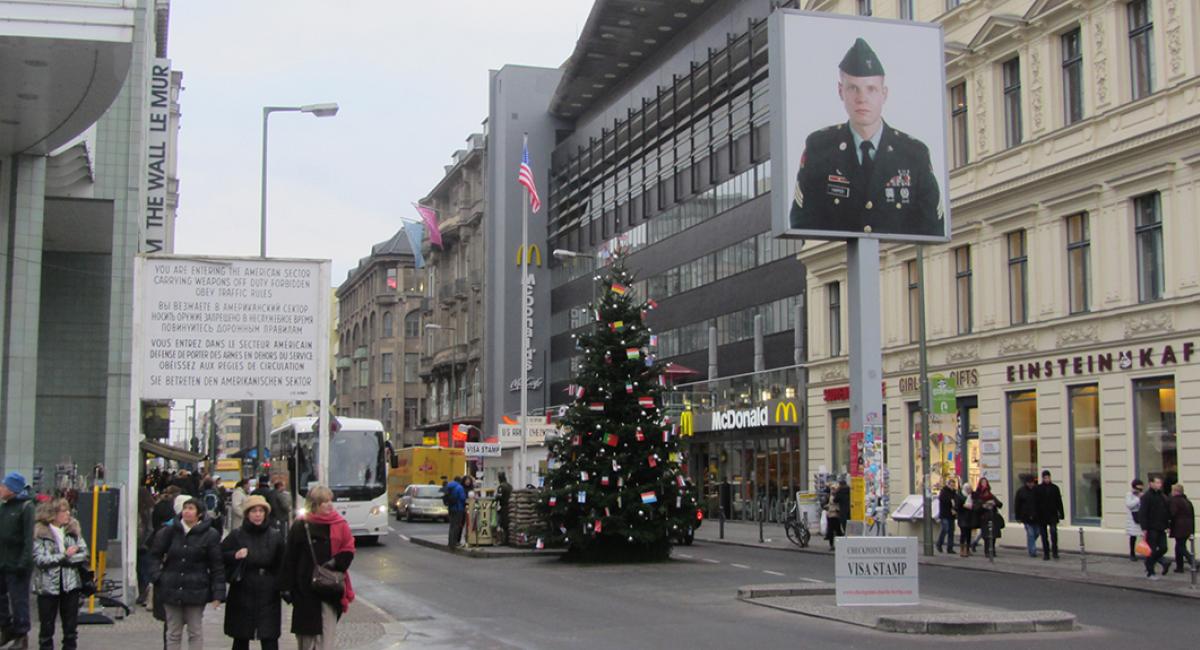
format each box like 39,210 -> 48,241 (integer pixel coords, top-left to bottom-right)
790,37 -> 942,237
148,496 -> 225,650
0,472 -> 34,649
221,494 -> 285,650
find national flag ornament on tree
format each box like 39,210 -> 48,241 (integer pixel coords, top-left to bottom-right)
537,252 -> 699,561
517,136 -> 541,213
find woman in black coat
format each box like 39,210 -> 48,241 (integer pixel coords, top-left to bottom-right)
278,486 -> 355,650
222,495 -> 284,650
149,497 -> 225,650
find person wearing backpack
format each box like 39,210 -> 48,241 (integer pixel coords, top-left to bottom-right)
443,478 -> 466,548
201,478 -> 224,535
0,472 -> 34,649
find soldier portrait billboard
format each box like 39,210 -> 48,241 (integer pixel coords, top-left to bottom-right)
769,10 -> 950,242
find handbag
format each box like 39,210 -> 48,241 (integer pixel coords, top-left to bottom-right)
77,565 -> 97,597
305,522 -> 345,601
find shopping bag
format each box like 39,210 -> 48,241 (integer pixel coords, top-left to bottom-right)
1135,535 -> 1152,558
819,511 -> 828,537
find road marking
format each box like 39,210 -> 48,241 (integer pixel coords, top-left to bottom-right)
800,577 -> 822,583
762,570 -> 785,576
388,526 -> 397,533
676,553 -> 694,559
354,593 -> 396,623
731,563 -> 751,569
702,558 -> 721,564
399,533 -> 411,541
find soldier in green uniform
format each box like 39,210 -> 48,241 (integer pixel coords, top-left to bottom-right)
790,38 -> 943,237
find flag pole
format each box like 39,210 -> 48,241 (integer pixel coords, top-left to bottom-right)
518,134 -> 530,489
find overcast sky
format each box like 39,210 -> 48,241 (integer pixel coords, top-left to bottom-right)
167,1 -> 592,285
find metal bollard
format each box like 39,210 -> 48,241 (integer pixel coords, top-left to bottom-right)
987,518 -> 995,564
719,503 -> 725,540
759,500 -> 765,543
1078,527 -> 1087,577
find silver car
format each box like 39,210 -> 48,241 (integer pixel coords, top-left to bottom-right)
397,484 -> 449,522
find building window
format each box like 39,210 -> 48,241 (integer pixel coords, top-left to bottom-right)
950,83 -> 968,167
404,311 -> 421,338
1007,230 -> 1028,325
1134,192 -> 1164,302
1062,28 -> 1084,125
955,245 -> 972,334
946,0 -> 962,10
381,311 -> 394,338
1128,0 -> 1154,100
380,352 -> 393,383
404,353 -> 419,383
1007,390 -> 1038,511
1134,376 -> 1176,484
898,0 -> 914,20
1067,213 -> 1090,313
404,398 -> 420,429
1002,57 -> 1022,148
857,0 -> 872,16
358,359 -> 369,388
907,260 -> 920,344
1068,385 -> 1101,524
831,409 -> 851,476
827,281 -> 841,357
386,267 -> 398,290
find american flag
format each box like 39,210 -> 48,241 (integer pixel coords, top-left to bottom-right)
518,137 -> 542,213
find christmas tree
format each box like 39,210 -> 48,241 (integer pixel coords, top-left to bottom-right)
540,254 -> 698,561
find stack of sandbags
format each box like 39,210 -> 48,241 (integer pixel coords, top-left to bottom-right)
507,488 -> 544,547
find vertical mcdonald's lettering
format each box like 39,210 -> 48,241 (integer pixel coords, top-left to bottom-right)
680,410 -> 694,437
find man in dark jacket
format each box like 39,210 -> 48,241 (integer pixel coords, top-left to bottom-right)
1168,484 -> 1195,573
0,472 -> 33,649
444,478 -> 467,548
1140,476 -> 1173,579
495,473 -> 513,546
1035,470 -> 1065,560
936,479 -> 960,554
1014,474 -> 1040,558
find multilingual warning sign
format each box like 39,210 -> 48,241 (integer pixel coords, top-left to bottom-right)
135,256 -> 330,400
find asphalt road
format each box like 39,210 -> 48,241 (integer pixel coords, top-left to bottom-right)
350,522 -> 1195,649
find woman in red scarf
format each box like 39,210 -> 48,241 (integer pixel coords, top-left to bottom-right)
279,486 -> 355,650
970,477 -> 1004,557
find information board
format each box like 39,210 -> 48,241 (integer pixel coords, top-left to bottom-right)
835,536 -> 919,606
136,256 -> 329,400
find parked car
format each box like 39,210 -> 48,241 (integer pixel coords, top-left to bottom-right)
396,484 -> 450,522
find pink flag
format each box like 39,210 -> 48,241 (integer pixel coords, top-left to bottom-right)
413,203 -> 443,249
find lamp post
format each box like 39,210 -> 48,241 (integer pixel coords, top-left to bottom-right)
424,323 -> 458,445
257,102 -> 338,478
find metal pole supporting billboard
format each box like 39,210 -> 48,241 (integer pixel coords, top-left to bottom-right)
317,262 -> 332,485
917,245 -> 933,556
847,238 -> 883,535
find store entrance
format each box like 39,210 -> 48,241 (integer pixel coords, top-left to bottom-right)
690,429 -> 805,523
911,395 -> 979,494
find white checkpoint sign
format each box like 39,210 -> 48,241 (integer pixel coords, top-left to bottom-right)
136,256 -> 329,400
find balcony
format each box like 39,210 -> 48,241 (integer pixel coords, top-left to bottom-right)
1,1 -> 137,156
438,281 -> 456,304
420,297 -> 433,313
375,291 -> 398,305
431,343 -> 468,369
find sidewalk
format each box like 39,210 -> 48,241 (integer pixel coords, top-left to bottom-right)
695,520 -> 1200,599
69,594 -> 404,649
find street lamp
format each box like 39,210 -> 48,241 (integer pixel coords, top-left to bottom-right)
256,101 -> 338,477
425,323 -> 459,443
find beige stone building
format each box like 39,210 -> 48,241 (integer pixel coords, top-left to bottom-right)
335,234 -> 426,447
801,0 -> 1199,553
419,133 -> 487,444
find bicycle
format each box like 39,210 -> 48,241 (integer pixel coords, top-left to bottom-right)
782,499 -> 811,548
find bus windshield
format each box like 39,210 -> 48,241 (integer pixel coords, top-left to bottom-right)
296,429 -> 386,500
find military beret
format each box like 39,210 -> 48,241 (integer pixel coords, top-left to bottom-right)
839,37 -> 884,77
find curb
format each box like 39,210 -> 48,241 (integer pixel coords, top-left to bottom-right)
408,535 -> 564,558
697,535 -> 1200,600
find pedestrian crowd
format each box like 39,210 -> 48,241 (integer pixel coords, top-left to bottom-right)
0,465 -> 356,650
1126,476 -> 1194,580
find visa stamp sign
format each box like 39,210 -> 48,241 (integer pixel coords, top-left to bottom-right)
835,536 -> 919,606
464,442 -> 502,458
